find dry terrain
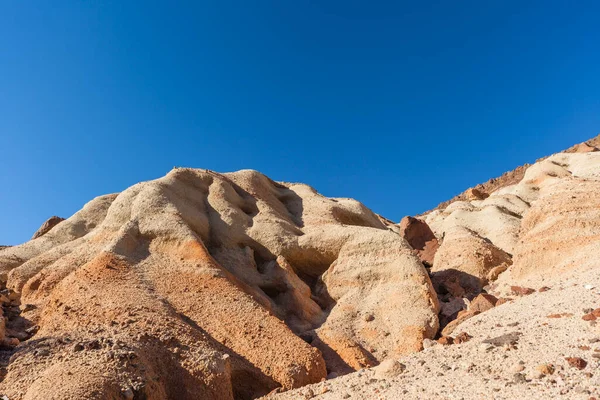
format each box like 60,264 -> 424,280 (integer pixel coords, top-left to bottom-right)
1,135 -> 599,399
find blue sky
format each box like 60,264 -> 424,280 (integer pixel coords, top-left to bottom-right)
1,1 -> 599,245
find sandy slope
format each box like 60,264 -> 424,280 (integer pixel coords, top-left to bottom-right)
268,261 -> 600,399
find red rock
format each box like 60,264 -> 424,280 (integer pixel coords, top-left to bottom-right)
565,357 -> 587,370
469,293 -> 498,313
582,313 -> 597,321
454,332 -> 472,344
398,216 -> 439,267
592,308 -> 600,317
538,286 -> 551,292
510,286 -> 535,296
437,336 -> 453,345
548,313 -> 573,318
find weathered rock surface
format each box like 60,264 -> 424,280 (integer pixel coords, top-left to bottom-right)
0,168 -> 438,399
268,136 -> 600,399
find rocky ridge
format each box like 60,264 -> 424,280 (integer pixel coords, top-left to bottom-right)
0,135 -> 599,399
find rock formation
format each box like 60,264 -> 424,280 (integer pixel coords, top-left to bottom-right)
0,168 -> 438,399
2,135 -> 600,400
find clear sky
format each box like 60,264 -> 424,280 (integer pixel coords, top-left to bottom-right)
1,1 -> 599,245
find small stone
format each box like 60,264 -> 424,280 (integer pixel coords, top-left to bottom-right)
437,336 -> 453,345
584,284 -> 595,290
35,349 -> 50,357
363,313 -> 375,322
454,332 -> 472,344
513,373 -> 527,383
582,313 -> 597,321
536,364 -> 555,375
469,293 -> 498,313
72,343 -> 84,352
511,286 -> 535,296
374,359 -> 406,378
538,286 -> 551,292
482,332 -> 521,347
510,363 -> 525,373
565,357 -> 587,370
496,298 -> 513,306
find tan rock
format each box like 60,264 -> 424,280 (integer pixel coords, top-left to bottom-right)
465,187 -> 489,201
487,264 -> 509,281
374,359 -> 406,379
536,363 -> 555,375
432,226 -> 512,296
0,168 -> 439,398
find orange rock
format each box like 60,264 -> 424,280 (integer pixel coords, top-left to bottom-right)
495,298 -> 513,306
465,187 -> 489,201
398,216 -> 439,268
437,336 -> 453,345
441,310 -> 480,336
583,313 -> 597,321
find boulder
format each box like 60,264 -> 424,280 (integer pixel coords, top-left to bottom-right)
431,226 -> 512,296
398,216 -> 439,267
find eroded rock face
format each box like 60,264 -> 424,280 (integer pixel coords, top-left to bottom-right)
0,168 -> 439,399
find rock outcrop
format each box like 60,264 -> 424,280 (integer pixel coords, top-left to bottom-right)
0,168 -> 439,399
31,216 -> 65,239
